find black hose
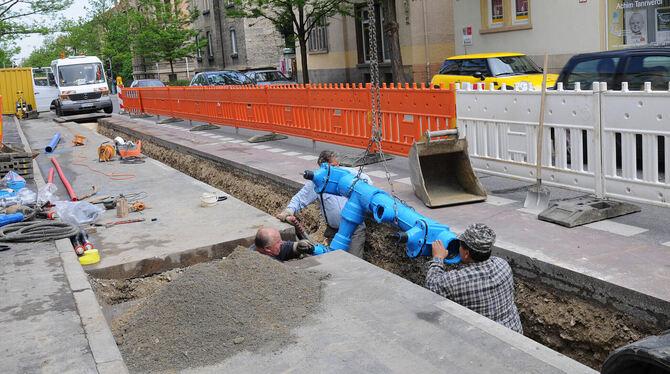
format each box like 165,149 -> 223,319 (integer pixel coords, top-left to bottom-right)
0,221 -> 79,242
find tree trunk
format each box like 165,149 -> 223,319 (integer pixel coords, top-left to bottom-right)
298,36 -> 309,84
383,0 -> 408,84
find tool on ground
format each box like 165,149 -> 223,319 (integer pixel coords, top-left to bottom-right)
51,157 -> 77,201
87,195 -> 113,204
287,216 -> 315,244
524,53 -> 551,213
72,135 -> 86,147
115,137 -> 142,159
79,230 -> 94,251
98,143 -> 116,162
14,90 -> 38,120
305,164 -> 462,263
200,192 -> 227,207
71,233 -> 85,256
45,133 -> 61,153
105,218 -> 145,228
77,186 -> 98,201
116,197 -> 128,217
408,129 -> 487,207
130,202 -> 150,212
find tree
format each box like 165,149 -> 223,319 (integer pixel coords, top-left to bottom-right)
130,0 -> 204,81
381,0 -> 408,84
0,0 -> 72,43
227,0 -> 354,84
0,41 -> 19,67
23,37 -> 65,67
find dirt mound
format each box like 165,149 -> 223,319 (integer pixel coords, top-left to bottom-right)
112,247 -> 327,373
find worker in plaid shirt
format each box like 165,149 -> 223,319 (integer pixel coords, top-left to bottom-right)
426,223 -> 523,334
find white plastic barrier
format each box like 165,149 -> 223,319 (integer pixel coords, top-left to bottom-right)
456,82 -> 670,208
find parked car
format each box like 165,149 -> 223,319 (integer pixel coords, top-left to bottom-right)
431,53 -> 558,90
244,70 -> 295,85
49,55 -> 113,115
189,70 -> 254,86
129,79 -> 165,88
554,47 -> 670,91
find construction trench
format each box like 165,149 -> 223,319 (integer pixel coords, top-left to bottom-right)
87,120 -> 663,372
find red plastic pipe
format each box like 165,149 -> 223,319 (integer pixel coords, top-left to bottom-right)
48,167 -> 55,184
50,157 -> 77,201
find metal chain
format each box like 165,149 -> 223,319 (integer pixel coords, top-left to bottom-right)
348,0 -> 404,226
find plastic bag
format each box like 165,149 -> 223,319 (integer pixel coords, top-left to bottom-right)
2,171 -> 26,190
17,188 -> 36,205
54,201 -> 105,225
37,183 -> 58,204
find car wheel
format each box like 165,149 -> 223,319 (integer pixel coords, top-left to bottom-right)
56,105 -> 63,117
104,106 -> 113,114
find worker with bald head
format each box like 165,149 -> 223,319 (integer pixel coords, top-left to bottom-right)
251,227 -> 314,261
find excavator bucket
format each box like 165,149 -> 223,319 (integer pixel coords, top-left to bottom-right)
409,131 -> 487,207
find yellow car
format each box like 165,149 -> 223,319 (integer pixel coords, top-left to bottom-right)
431,53 -> 558,90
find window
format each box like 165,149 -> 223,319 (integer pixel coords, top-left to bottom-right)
230,29 -> 238,56
481,0 -> 532,32
308,16 -> 328,52
459,59 -> 490,75
624,55 -> 670,90
206,31 -> 213,57
490,0 -> 504,27
356,4 -> 390,63
564,57 -> 621,90
202,0 -> 210,13
196,35 -> 202,59
438,60 -> 461,75
513,0 -> 529,25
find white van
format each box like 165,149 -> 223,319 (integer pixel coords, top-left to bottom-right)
48,55 -> 113,116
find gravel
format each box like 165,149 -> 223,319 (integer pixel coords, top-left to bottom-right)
112,247 -> 327,373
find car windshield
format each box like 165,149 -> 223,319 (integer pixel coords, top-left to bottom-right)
255,71 -> 288,82
58,63 -> 106,86
207,71 -> 253,85
487,56 -> 542,76
137,80 -> 165,88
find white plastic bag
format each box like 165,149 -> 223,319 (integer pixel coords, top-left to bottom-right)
2,171 -> 26,190
53,201 -> 105,225
17,188 -> 36,205
37,183 -> 58,204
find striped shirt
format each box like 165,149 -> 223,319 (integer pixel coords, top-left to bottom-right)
426,256 -> 523,334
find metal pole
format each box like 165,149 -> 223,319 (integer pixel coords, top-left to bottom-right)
186,57 -> 190,78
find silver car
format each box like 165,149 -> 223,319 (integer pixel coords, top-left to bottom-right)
245,70 -> 295,86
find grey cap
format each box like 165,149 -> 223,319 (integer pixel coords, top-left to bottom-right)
459,223 -> 496,253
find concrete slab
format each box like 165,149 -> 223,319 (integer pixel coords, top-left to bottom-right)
0,242 -> 98,374
97,115 -> 670,328
20,116 -> 296,279
191,251 -> 596,373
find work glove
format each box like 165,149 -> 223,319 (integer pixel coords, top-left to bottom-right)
293,239 -> 315,255
277,208 -> 294,222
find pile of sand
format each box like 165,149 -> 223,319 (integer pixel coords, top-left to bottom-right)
112,247 -> 326,373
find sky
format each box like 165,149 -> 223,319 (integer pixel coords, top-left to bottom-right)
14,0 -> 90,61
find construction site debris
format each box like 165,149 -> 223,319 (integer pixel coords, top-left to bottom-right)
110,247 -> 327,373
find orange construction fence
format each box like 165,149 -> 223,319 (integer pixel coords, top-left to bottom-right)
120,83 -> 456,157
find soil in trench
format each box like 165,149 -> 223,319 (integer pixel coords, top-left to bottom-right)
97,125 -> 662,371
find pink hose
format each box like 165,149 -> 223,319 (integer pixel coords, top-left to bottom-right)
48,167 -> 54,184
50,157 -> 77,201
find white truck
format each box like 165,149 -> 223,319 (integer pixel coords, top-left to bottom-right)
48,55 -> 113,116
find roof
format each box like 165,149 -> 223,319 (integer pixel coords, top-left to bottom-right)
446,53 -> 525,60
52,55 -> 103,66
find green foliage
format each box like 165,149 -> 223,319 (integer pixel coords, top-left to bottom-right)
23,37 -> 65,68
0,0 -> 72,43
0,42 -> 19,67
130,0 -> 206,79
166,79 -> 191,86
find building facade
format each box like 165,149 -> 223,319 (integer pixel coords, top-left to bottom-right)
297,0 -> 456,85
452,0 -> 670,74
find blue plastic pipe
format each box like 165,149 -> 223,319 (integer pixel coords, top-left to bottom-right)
45,132 -> 61,153
305,164 -> 461,263
0,213 -> 24,227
